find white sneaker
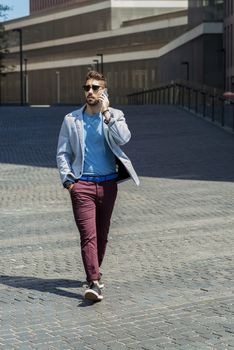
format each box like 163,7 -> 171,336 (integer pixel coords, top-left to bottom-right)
84,282 -> 103,302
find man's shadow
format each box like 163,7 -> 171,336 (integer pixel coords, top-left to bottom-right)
0,275 -> 95,307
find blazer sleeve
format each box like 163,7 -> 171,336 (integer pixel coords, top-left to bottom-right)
107,109 -> 131,146
56,115 -> 74,184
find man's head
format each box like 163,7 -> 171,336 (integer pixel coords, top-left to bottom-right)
83,71 -> 107,106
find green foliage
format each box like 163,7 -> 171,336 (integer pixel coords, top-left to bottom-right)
0,4 -> 11,74
0,4 -> 11,20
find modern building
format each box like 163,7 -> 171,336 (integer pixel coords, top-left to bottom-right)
188,0 -> 224,28
30,0 -> 91,14
224,0 -> 234,91
0,0 -> 226,105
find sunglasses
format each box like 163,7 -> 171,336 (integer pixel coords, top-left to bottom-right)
83,84 -> 103,92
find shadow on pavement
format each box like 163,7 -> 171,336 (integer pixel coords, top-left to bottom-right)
125,105 -> 234,182
0,275 -> 85,301
0,105 -> 234,182
0,106 -> 75,168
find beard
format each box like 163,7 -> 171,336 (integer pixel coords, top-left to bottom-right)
86,95 -> 99,106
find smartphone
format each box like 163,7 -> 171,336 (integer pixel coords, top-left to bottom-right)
103,90 -> 109,98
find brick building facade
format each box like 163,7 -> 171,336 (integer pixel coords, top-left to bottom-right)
30,0 -> 90,14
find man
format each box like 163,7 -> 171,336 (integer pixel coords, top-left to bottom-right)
57,71 -> 139,302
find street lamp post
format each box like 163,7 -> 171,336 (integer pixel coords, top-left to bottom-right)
13,28 -> 24,105
96,54 -> 103,74
220,48 -> 226,91
181,61 -> 190,81
24,57 -> 28,104
56,71 -> 60,104
93,59 -> 99,72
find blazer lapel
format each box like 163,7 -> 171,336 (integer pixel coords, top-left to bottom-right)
74,106 -> 85,158
103,121 -> 110,146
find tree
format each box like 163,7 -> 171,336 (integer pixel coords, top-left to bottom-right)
0,4 -> 11,103
0,3 -> 10,18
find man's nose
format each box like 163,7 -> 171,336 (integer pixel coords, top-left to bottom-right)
87,86 -> 94,92
87,87 -> 92,92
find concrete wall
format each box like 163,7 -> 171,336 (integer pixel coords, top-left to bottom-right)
1,32 -> 224,106
188,0 -> 224,28
111,7 -> 186,29
224,1 -> 234,91
1,59 -> 159,105
1,1 -> 225,105
30,0 -> 102,14
158,34 -> 224,90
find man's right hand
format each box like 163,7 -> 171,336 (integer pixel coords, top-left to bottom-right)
68,184 -> 75,192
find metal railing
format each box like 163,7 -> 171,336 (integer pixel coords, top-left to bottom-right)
127,82 -> 234,132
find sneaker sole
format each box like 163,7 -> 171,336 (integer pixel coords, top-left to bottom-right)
84,289 -> 103,302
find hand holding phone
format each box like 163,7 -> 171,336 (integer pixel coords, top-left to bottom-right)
103,90 -> 109,98
99,89 -> 109,111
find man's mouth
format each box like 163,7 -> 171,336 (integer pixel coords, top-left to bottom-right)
86,95 -> 99,105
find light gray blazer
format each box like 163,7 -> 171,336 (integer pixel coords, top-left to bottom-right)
56,105 -> 140,186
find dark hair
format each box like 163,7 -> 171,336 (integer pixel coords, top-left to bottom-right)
85,70 -> 107,87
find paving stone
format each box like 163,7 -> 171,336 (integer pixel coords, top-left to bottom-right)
0,105 -> 233,350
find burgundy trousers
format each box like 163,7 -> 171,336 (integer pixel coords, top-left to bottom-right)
70,180 -> 117,282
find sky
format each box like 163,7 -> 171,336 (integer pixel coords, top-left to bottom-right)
1,0 -> 29,21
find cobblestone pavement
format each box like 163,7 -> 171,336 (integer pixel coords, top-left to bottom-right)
0,105 -> 233,350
